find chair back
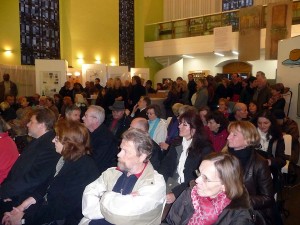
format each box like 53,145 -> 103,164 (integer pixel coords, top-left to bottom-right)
283,134 -> 292,156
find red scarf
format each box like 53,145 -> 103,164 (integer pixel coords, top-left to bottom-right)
188,186 -> 231,225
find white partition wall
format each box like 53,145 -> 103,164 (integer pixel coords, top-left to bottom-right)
277,36 -> 300,129
35,59 -> 68,96
130,68 -> 150,84
82,64 -> 107,86
107,66 -> 129,82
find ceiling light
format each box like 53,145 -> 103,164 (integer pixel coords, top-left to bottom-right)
182,55 -> 195,59
214,52 -> 225,57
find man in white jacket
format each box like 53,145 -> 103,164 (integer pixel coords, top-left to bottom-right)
79,128 -> 166,225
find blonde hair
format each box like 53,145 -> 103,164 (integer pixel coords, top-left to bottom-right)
228,121 -> 260,147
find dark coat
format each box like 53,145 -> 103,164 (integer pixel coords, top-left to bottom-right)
0,130 -> 60,202
252,86 -> 272,111
134,108 -> 148,120
90,123 -> 119,175
129,84 -> 146,107
166,188 -> 255,225
23,155 -> 99,225
229,147 -> 275,225
0,81 -> 18,102
105,114 -> 131,143
158,144 -> 213,198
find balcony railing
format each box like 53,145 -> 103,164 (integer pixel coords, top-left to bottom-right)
145,1 -> 300,42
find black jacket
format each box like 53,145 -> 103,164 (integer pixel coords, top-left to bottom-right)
158,144 -> 213,198
166,187 -> 255,225
0,130 -> 60,202
23,155 -> 99,225
90,123 -> 119,175
229,147 -> 275,225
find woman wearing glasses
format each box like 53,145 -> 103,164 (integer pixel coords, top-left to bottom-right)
2,120 -> 99,225
166,152 -> 255,225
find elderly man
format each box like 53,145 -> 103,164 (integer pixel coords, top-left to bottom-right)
0,73 -> 18,103
83,105 -> 118,174
252,76 -> 271,111
79,128 -> 166,225
228,102 -> 249,121
0,108 -> 60,217
105,101 -> 131,142
65,105 -> 81,122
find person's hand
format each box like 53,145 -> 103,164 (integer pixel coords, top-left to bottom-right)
159,142 -> 169,151
125,109 -> 131,116
166,193 -> 176,204
2,207 -> 24,225
132,104 -> 139,113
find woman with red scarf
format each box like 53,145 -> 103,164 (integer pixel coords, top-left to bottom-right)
166,152 -> 256,225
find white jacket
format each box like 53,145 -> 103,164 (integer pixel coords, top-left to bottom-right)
79,163 -> 166,225
151,119 -> 168,145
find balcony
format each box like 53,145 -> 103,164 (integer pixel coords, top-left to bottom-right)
145,1 -> 300,42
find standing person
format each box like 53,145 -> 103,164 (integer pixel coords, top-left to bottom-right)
59,81 -> 73,99
228,102 -> 249,122
129,75 -> 146,111
2,120 -> 99,225
227,121 -> 275,225
159,110 -> 213,205
82,105 -> 118,174
228,73 -> 242,102
263,83 -> 285,113
79,128 -> 166,225
0,73 -> 18,103
187,74 -> 197,105
252,76 -> 271,111
193,78 -> 208,110
163,81 -> 180,118
94,78 -> 103,92
0,116 -> 19,184
166,152 -> 256,225
0,108 -> 60,217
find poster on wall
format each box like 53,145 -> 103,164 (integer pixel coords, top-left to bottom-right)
40,71 -> 61,96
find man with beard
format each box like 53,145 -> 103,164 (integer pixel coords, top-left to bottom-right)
79,128 -> 166,225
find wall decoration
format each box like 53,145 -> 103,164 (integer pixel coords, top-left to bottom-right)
282,49 -> 300,66
119,0 -> 135,69
40,71 -> 61,96
265,1 -> 292,60
222,0 -> 253,12
19,0 -> 60,65
238,6 -> 262,61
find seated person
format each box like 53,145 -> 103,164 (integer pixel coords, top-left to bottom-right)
0,95 -> 17,121
79,128 -> 166,225
206,111 -> 229,152
64,105 -> 81,122
2,120 -> 99,225
228,102 -> 249,121
166,152 -> 256,225
0,116 -> 19,184
105,101 -> 131,143
146,104 -> 167,145
126,96 -> 151,119
0,108 -> 60,218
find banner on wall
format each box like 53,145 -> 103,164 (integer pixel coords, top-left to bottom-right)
214,26 -> 232,53
265,1 -> 292,60
238,5 -> 262,61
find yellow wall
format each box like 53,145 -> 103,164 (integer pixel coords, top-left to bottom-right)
135,0 -> 163,80
0,0 -> 163,77
0,0 -> 20,65
60,0 -> 119,69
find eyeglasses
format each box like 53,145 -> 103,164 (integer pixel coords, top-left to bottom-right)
195,170 -> 221,183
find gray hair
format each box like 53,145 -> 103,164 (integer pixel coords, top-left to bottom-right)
233,102 -> 247,114
122,128 -> 153,162
88,105 -> 105,125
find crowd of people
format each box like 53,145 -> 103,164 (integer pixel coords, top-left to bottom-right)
0,70 -> 299,225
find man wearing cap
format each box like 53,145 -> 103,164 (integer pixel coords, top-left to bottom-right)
105,101 -> 131,142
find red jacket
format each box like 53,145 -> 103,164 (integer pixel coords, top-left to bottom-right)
0,132 -> 19,184
207,128 -> 229,152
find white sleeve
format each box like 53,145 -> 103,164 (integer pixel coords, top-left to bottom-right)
81,174 -> 107,219
100,174 -> 166,217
